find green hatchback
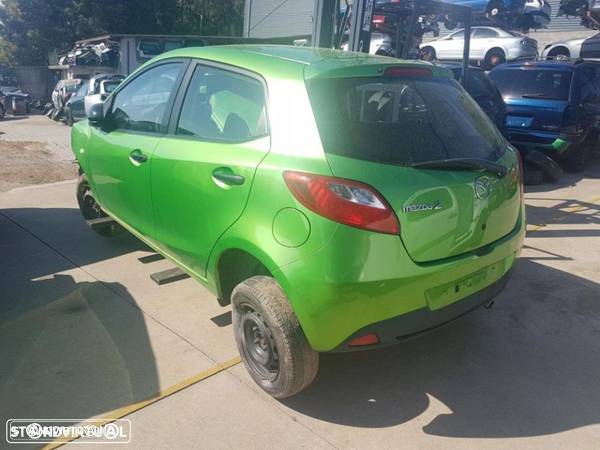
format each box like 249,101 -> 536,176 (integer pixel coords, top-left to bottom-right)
72,45 -> 525,398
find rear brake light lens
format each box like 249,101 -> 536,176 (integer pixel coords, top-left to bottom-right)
384,67 -> 432,77
349,333 -> 380,347
283,171 -> 400,235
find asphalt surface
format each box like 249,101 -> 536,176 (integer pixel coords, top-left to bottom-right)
1,118 -> 600,449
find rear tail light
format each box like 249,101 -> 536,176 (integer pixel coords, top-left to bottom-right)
384,67 -> 432,77
283,171 -> 400,235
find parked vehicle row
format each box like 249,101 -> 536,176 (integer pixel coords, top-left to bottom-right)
46,75 -> 124,126
72,46 -> 525,399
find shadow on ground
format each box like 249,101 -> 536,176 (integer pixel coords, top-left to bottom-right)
0,207 -> 159,427
283,259 -> 600,438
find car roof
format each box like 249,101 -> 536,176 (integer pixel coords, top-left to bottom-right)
151,45 -> 448,80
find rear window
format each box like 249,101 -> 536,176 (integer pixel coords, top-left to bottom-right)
307,76 -> 504,166
490,69 -> 573,100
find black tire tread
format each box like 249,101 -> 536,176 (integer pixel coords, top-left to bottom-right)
232,276 -> 318,398
76,173 -> 122,237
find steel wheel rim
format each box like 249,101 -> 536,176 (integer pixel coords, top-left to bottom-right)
239,305 -> 279,382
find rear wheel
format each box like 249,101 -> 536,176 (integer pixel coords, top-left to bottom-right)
232,276 -> 319,399
483,49 -> 506,70
76,173 -> 122,237
420,46 -> 436,62
486,1 -> 503,18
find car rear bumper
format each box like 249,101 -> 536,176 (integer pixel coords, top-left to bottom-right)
331,268 -> 512,352
508,129 -> 581,153
274,207 -> 526,352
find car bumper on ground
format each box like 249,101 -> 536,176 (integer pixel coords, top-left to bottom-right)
508,128 -> 581,154
274,208 -> 526,352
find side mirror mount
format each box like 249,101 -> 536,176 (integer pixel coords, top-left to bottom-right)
87,102 -> 104,126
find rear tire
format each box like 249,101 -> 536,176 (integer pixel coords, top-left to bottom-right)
76,173 -> 122,237
484,48 -> 506,70
486,1 -> 503,18
232,276 -> 319,399
420,46 -> 437,62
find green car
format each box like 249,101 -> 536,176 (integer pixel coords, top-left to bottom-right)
72,45 -> 526,398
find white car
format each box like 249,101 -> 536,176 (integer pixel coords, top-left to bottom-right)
83,75 -> 124,117
420,26 -> 538,69
542,33 -> 600,60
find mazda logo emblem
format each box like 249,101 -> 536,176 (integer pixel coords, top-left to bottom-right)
474,176 -> 492,200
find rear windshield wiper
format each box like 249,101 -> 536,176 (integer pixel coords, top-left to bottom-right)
409,158 -> 508,178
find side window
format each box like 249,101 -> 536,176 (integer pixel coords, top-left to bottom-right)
474,28 -> 499,39
177,64 -> 267,142
111,63 -> 182,133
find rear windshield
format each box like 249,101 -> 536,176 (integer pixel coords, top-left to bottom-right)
490,69 -> 572,100
307,76 -> 505,165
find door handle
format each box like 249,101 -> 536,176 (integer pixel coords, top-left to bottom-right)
129,149 -> 147,165
212,167 -> 245,186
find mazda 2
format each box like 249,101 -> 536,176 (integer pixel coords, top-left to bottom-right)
72,46 -> 525,398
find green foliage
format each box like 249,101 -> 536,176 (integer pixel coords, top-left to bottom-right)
0,0 -> 244,65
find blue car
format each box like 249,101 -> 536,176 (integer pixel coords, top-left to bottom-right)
489,60 -> 600,172
442,0 -> 527,29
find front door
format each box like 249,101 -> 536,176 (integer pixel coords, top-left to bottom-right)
151,62 -> 270,276
87,61 -> 186,238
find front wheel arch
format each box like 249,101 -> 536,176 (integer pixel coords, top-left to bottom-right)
547,46 -> 570,59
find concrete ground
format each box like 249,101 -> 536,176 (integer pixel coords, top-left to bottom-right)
1,120 -> 600,449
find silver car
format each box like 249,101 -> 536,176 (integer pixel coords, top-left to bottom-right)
421,26 -> 538,69
542,33 -> 600,60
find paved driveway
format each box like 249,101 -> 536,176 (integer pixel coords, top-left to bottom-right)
1,164 -> 599,449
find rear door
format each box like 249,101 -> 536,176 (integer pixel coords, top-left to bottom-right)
307,71 -> 521,263
151,62 -> 270,276
87,60 -> 187,238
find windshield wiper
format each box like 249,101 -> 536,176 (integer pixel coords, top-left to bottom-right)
409,158 -> 508,178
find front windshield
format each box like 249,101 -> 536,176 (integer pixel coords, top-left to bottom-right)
307,75 -> 506,166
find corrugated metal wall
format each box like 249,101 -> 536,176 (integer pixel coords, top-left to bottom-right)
244,0 -> 315,38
